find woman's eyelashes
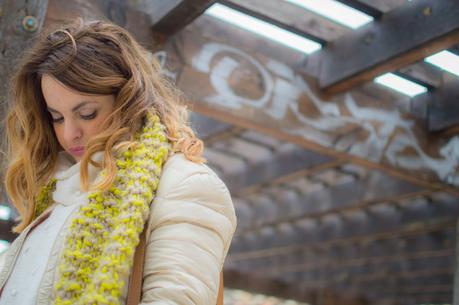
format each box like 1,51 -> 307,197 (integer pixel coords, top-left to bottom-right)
50,111 -> 98,123
50,114 -> 64,123
80,111 -> 98,120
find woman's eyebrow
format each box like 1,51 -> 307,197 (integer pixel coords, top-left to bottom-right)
47,101 -> 97,113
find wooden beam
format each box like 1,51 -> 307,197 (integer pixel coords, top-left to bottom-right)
235,173 -> 425,235
275,252 -> 454,302
380,294 -> 452,305
233,221 -> 456,262
347,0 -> 406,13
223,269 -> 370,305
236,190 -> 434,236
228,216 -> 456,261
229,229 -> 456,289
134,0 -> 217,36
342,268 -> 453,287
412,79 -> 459,132
44,0 -> 161,49
235,159 -> 347,197
314,0 -> 459,94
39,0 -> 459,195
40,0 -> 459,188
189,112 -> 235,139
336,0 -> 383,18
221,146 -> 334,194
451,44 -> 459,55
225,265 -> 452,305
158,15 -> 459,194
267,248 -> 454,277
398,62 -> 443,89
234,191 -> 458,254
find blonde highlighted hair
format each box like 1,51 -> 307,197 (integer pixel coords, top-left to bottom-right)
3,18 -> 205,233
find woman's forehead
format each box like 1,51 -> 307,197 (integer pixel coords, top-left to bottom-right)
41,74 -> 112,112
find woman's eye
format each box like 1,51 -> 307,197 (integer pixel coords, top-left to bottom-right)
51,117 -> 64,123
80,111 -> 97,120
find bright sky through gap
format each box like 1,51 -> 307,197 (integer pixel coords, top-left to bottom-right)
285,0 -> 374,29
374,73 -> 428,97
205,3 -> 322,54
0,205 -> 11,221
0,240 -> 9,254
425,50 -> 459,77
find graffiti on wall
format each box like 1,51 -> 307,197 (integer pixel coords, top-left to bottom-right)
158,43 -> 459,186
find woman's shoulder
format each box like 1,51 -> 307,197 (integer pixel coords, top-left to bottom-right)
161,152 -> 219,180
155,153 -> 236,228
156,152 -> 230,200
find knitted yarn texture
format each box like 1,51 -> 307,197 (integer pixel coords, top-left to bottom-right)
34,112 -> 171,305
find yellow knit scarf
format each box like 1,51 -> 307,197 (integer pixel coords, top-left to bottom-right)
34,112 -> 170,305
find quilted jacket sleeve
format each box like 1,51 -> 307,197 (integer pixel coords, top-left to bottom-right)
140,154 -> 237,305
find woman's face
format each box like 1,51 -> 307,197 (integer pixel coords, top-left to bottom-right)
41,74 -> 115,162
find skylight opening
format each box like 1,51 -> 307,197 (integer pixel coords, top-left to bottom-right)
204,3 -> 322,54
285,0 -> 374,29
0,205 -> 11,221
425,50 -> 459,77
374,73 -> 428,97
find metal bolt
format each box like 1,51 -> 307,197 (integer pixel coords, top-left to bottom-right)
423,6 -> 432,16
364,32 -> 375,45
22,15 -> 38,32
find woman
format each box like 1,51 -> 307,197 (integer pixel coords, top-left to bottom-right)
0,18 -> 237,305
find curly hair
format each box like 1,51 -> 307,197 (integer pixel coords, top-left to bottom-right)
3,18 -> 205,233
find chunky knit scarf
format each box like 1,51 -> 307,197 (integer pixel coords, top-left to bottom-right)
33,112 -> 171,305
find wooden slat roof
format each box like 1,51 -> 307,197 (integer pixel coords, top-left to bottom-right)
1,1 -> 458,304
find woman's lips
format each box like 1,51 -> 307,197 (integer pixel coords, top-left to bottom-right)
69,146 -> 85,157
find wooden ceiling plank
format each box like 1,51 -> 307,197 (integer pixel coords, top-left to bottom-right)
397,62 -> 443,89
273,253 -> 454,299
134,0 -> 217,35
263,248 -> 453,276
160,15 -> 459,194
230,226 -> 456,266
235,179 -> 426,236
378,295 -> 452,305
235,159 -> 348,197
229,247 -> 455,289
228,217 -> 456,261
412,79 -> 459,132
189,112 -> 235,139
315,0 -> 459,94
234,191 -> 457,256
222,146 -> 334,194
45,0 -> 158,49
37,0 -> 459,195
223,269 -> 369,305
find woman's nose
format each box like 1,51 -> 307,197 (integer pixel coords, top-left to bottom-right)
63,120 -> 83,143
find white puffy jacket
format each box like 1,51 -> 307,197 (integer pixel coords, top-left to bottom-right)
0,153 -> 237,304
